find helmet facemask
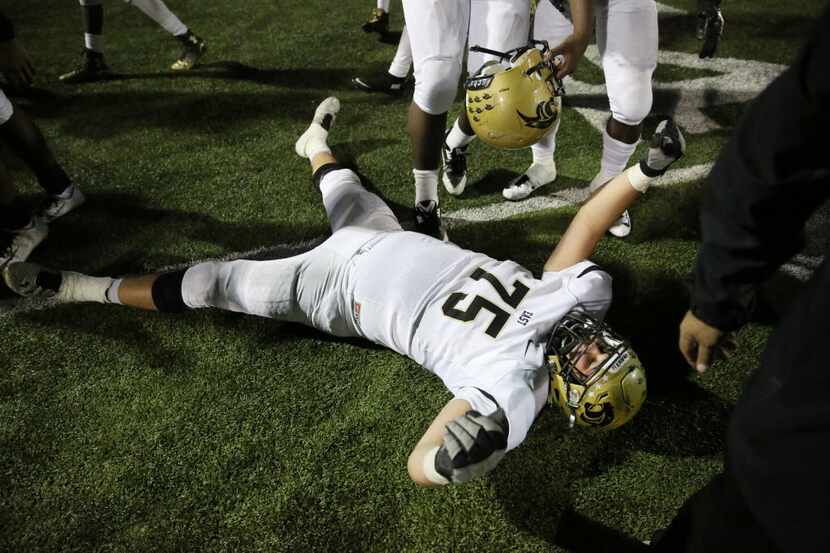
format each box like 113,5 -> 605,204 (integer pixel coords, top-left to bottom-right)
546,311 -> 647,430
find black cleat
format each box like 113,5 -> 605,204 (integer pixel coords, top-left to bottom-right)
441,130 -> 469,196
59,50 -> 113,84
361,8 -> 389,34
351,72 -> 409,96
697,3 -> 724,58
413,200 -> 448,241
172,31 -> 207,70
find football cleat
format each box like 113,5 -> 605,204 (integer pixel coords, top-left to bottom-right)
697,3 -> 724,59
608,210 -> 632,238
361,8 -> 389,34
294,97 -> 340,158
413,200 -> 448,241
59,50 -> 113,84
0,218 -> 48,269
441,132 -> 469,196
502,162 -> 557,201
38,185 -> 86,223
171,31 -> 206,71
351,72 -> 409,96
2,262 -> 62,298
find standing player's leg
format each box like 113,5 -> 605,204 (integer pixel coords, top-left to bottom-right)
125,0 -> 206,70
442,0 -> 531,197
592,0 -> 657,237
401,0 -> 469,241
502,0 -> 571,201
60,0 -> 113,84
352,25 -> 413,96
363,0 -> 391,35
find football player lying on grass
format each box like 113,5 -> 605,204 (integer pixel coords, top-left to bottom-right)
3,97 -> 685,486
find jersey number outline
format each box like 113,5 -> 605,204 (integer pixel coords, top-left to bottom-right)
442,267 -> 530,338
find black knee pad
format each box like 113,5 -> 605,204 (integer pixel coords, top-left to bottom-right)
151,269 -> 188,313
312,162 -> 345,191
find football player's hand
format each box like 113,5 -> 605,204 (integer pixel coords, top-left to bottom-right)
679,310 -> 737,374
434,408 -> 509,484
639,118 -> 686,177
696,2 -> 724,59
547,33 -> 589,80
0,39 -> 35,88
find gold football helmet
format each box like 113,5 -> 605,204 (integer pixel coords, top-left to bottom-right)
546,311 -> 647,430
465,43 -> 562,149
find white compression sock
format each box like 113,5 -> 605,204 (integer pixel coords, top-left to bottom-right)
445,119 -> 475,150
599,125 -> 638,184
58,272 -> 114,303
413,169 -> 439,204
84,33 -> 104,53
530,116 -> 560,164
129,0 -> 187,36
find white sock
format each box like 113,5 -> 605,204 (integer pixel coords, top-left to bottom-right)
84,33 -> 103,53
446,119 -> 475,150
377,0 -> 390,12
58,272 -> 113,303
530,116 -> 560,164
105,278 -> 123,304
301,125 -> 330,159
526,161 -> 556,185
599,125 -> 638,183
388,26 -> 411,78
130,0 -> 187,36
413,169 -> 439,204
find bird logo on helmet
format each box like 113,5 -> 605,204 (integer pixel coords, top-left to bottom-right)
545,311 -> 647,430
465,42 -> 563,149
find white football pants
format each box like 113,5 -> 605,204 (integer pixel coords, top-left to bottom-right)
181,169 -> 403,337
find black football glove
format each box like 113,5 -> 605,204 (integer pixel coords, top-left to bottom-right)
434,408 -> 509,484
639,118 -> 686,178
696,0 -> 724,59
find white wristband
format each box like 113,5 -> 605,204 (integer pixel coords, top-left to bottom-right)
625,164 -> 652,193
422,446 -> 450,486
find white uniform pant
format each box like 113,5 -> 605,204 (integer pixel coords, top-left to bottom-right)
402,0 -> 530,114
534,0 -> 657,126
180,169 -> 403,338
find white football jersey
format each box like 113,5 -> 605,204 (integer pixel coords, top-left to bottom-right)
351,231 -> 612,450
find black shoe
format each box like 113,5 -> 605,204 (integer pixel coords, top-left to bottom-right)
59,50 -> 113,83
172,31 -> 207,70
351,72 -> 409,96
413,200 -> 448,241
362,8 -> 389,34
697,4 -> 724,58
441,130 -> 469,196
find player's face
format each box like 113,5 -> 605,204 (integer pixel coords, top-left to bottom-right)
569,339 -> 609,380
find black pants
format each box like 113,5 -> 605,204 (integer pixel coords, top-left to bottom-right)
654,258 -> 830,553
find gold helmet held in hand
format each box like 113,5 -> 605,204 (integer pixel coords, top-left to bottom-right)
465,43 -> 562,150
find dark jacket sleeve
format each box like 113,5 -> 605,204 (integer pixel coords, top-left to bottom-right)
0,11 -> 15,42
690,8 -> 830,331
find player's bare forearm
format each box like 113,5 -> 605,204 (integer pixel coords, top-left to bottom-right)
544,171 -> 640,272
407,398 -> 472,486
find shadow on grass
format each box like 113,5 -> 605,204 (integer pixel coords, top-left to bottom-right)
17,191 -> 326,276
52,88 -> 322,139
100,61 -> 356,90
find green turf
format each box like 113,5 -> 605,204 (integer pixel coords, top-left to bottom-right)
1,1 -> 825,551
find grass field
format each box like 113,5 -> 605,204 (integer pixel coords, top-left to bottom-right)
2,1 -> 827,551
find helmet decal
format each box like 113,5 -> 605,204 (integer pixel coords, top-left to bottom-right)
516,99 -> 560,129
580,401 -> 615,427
